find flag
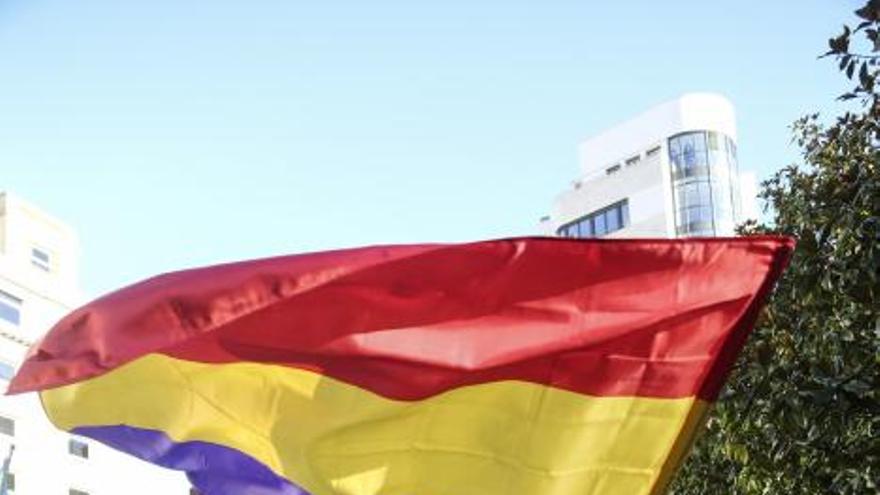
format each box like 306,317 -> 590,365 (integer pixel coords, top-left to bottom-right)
9,237 -> 793,495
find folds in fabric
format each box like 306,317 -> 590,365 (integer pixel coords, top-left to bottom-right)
9,237 -> 794,495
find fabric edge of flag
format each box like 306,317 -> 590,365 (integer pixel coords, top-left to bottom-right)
648,237 -> 795,493
647,400 -> 713,495
697,236 -> 796,400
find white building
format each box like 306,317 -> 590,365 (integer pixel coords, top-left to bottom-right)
0,192 -> 190,494
540,93 -> 758,238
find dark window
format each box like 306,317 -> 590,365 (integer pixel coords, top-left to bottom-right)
69,438 -> 89,459
625,155 -> 640,166
646,146 -> 661,158
70,489 -> 90,495
4,472 -> 14,491
605,164 -> 621,175
190,489 -> 202,495
0,292 -> 20,326
0,416 -> 14,437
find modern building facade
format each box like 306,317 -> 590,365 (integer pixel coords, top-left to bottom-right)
540,93 -> 758,238
0,192 -> 188,494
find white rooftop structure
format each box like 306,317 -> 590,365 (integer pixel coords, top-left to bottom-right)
541,93 -> 757,238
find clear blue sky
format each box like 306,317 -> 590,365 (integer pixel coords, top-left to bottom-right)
0,0 -> 859,296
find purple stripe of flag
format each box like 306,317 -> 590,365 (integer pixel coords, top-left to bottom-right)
73,425 -> 311,495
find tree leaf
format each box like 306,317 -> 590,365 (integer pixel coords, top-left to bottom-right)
859,62 -> 872,88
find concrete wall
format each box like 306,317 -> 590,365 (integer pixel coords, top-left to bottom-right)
552,151 -> 673,237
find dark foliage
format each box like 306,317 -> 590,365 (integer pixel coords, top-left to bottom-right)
669,2 -> 880,493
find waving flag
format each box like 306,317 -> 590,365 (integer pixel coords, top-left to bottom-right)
9,237 -> 793,495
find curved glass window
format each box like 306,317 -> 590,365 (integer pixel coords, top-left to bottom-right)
668,131 -> 740,236
669,132 -> 709,180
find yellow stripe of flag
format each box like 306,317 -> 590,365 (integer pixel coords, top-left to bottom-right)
42,353 -> 708,495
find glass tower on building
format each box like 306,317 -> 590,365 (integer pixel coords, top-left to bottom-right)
540,93 -> 756,239
668,130 -> 742,236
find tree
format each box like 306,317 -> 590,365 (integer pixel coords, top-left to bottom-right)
669,2 -> 880,494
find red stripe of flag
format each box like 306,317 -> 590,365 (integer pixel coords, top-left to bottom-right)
9,237 -> 794,402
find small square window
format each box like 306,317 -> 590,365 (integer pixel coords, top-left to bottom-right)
31,247 -> 51,272
646,146 -> 661,157
625,155 -> 640,166
69,438 -> 89,459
